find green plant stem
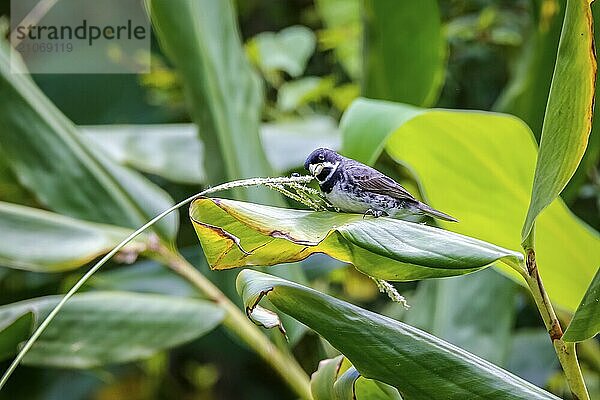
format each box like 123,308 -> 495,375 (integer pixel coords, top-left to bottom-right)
157,247 -> 313,400
516,249 -> 590,400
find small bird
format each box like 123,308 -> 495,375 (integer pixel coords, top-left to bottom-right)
304,148 -> 457,222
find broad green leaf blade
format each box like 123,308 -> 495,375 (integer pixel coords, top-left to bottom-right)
340,98 -> 600,311
147,0 -> 276,204
521,0 -> 597,242
0,292 -> 224,368
0,42 -> 177,240
493,0 -> 565,137
247,25 -> 316,78
237,270 -> 559,399
0,202 -> 144,272
405,268 -> 517,365
0,312 -> 32,361
362,0 -> 445,107
81,125 -> 205,185
190,197 -> 523,280
563,268 -> 600,342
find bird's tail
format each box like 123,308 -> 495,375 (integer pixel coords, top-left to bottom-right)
416,202 -> 458,222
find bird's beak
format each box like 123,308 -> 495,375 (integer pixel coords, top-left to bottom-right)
309,163 -> 323,177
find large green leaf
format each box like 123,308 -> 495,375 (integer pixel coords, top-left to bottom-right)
190,197 -> 523,280
340,98 -> 600,311
0,292 -> 224,368
362,0 -> 445,106
147,0 -> 276,204
237,270 -> 559,399
81,116 -> 339,183
81,124 -> 205,185
0,42 -> 177,239
521,0 -> 597,242
0,201 -> 144,272
563,268 -> 600,342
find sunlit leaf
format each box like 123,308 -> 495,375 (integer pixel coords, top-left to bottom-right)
237,269 -> 559,399
363,0 -> 445,106
0,41 -> 177,239
340,98 -> 600,311
0,201 -> 145,272
190,197 -> 523,280
521,0 -> 597,242
0,292 -> 224,368
563,268 -> 600,342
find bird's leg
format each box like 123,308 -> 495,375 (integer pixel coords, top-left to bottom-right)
363,209 -> 387,218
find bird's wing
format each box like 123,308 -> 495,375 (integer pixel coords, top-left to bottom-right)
345,162 -> 416,201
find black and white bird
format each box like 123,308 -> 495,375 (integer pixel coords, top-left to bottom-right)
304,148 -> 457,222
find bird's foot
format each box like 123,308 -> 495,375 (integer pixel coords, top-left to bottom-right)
363,209 -> 387,219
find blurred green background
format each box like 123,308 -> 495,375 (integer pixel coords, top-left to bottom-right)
0,0 -> 598,399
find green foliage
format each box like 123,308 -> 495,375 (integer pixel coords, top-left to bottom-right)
147,0 -> 275,204
311,356 -> 401,400
0,292 -> 224,367
340,98 -> 599,311
0,202 -> 144,272
82,125 -> 205,185
0,313 -> 32,361
563,268 -> 600,342
246,25 -> 316,82
190,197 -> 522,279
315,0 -> 361,78
522,0 -> 596,243
405,268 -> 517,365
494,0 -> 565,137
362,0 -> 445,106
0,0 -> 599,398
0,43 -> 177,240
237,269 -> 560,399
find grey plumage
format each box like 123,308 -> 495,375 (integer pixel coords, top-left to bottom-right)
304,148 -> 458,222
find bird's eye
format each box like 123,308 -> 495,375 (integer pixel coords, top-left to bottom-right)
318,154 -> 325,161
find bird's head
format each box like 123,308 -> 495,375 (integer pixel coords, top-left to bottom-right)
304,148 -> 342,182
